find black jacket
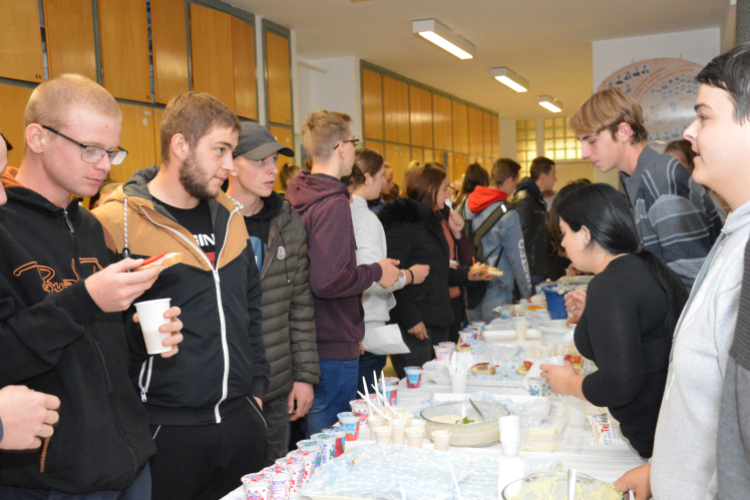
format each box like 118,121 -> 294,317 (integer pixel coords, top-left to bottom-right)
93,167 -> 268,427
379,198 -> 470,331
513,178 -> 549,277
0,169 -> 154,493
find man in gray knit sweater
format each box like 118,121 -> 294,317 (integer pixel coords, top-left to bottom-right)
569,88 -> 723,289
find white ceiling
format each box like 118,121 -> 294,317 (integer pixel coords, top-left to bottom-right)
231,0 -> 724,120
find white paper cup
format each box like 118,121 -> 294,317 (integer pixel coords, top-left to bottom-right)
134,298 -> 172,355
514,317 -> 528,341
528,376 -> 547,397
449,371 -> 468,394
501,440 -> 520,457
405,427 -> 424,448
391,418 -> 406,445
431,430 -> 451,451
373,425 -> 392,444
499,415 -> 521,443
547,355 -> 565,366
565,396 -> 586,428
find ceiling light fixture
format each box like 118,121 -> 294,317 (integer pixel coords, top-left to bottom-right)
412,19 -> 474,60
490,67 -> 528,93
537,95 -> 563,113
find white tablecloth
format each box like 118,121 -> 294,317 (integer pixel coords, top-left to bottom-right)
219,377 -> 645,499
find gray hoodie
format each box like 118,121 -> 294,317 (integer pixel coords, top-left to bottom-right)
650,199 -> 750,499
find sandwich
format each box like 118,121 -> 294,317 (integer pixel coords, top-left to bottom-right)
471,362 -> 496,375
136,252 -> 182,271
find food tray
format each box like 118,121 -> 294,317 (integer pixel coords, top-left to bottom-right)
421,400 -> 509,447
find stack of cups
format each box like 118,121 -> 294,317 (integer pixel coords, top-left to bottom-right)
499,416 -> 521,457
373,423 -> 392,444
431,430 -> 451,451
565,396 -> 586,429
449,370 -> 468,394
241,473 -> 270,500
514,316 -> 528,341
391,418 -> 406,445
404,366 -> 423,388
405,426 -> 424,448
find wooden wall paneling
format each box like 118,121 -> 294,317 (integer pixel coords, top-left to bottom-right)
112,103 -> 156,184
0,0 -> 44,83
411,147 -> 424,163
409,86 -> 422,147
190,4 -> 235,109
452,101 -> 468,154
482,112 -> 493,159
43,0 -> 97,80
232,17 -> 257,120
362,69 -> 383,141
468,107 -> 483,157
153,107 -> 165,165
423,149 -> 434,163
396,80 -> 409,144
444,152 -> 453,182
384,143 -> 400,185
491,115 -> 500,158
0,84 -> 34,168
365,141 -> 384,157
432,94 -> 451,152
453,153 -> 468,182
265,31 -> 292,125
151,0 -> 189,105
420,89 -> 433,149
98,0 -> 151,102
269,126 -> 294,191
383,76 -> 398,143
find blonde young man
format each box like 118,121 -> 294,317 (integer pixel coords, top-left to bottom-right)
0,74 -> 183,499
94,92 -> 268,500
286,110 -> 400,436
569,88 -> 723,289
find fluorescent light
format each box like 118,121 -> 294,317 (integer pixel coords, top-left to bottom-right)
537,95 -> 563,113
412,19 -> 474,60
490,67 -> 528,93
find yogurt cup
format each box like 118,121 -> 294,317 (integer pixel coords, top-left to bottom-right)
241,474 -> 270,500
309,433 -> 336,463
322,428 -> 347,456
528,377 -> 547,397
404,366 -> 423,388
373,424 -> 392,444
268,467 -> 292,500
295,441 -> 322,469
433,345 -> 451,362
431,430 -> 451,451
391,418 -> 406,445
405,426 -> 424,448
337,412 -> 361,441
382,382 -> 398,405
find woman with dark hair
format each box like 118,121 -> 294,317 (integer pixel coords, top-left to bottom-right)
541,183 -> 688,459
546,180 -> 590,281
379,163 -> 494,377
345,148 -> 430,393
455,162 -> 490,212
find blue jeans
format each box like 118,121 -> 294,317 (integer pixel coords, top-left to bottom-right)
0,464 -> 151,500
306,359 -> 359,437
469,287 -> 513,323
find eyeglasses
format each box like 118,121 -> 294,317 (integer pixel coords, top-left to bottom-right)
0,132 -> 11,152
42,125 -> 128,165
333,138 -> 360,151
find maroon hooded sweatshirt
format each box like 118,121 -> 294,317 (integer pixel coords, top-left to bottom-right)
286,171 -> 382,360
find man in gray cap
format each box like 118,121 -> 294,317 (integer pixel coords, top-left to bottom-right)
227,122 -> 319,466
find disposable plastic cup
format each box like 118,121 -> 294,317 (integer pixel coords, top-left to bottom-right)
241,474 -> 270,500
501,440 -> 520,457
565,396 -> 586,428
434,345 -> 451,362
405,427 -> 424,448
373,424 -> 392,444
268,467 -> 291,500
383,383 -> 398,406
322,428 -> 346,456
499,415 -> 521,443
546,355 -> 565,366
134,298 -> 172,354
528,377 -> 547,397
404,366 -> 423,388
309,434 -> 336,463
337,412 -> 361,441
449,371 -> 468,394
514,317 -> 528,341
295,441 -> 322,469
391,418 -> 406,445
287,461 -> 304,492
368,414 -> 386,440
431,430 -> 451,451
289,450 -> 315,481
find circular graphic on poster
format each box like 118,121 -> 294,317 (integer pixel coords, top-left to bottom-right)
597,58 -> 702,145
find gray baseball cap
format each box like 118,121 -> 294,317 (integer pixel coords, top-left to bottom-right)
234,122 -> 294,160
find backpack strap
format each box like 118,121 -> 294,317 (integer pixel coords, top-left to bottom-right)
471,202 -> 509,262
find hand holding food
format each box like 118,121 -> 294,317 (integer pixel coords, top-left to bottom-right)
468,261 -> 502,281
85,258 -> 161,312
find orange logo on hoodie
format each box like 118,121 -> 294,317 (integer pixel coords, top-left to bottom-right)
14,258 -> 103,293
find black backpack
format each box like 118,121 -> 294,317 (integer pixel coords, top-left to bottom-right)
460,199 -> 511,309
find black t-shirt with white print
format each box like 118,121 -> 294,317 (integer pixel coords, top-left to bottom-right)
154,197 -> 216,267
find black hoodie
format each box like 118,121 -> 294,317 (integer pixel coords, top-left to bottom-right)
513,177 -> 549,277
0,168 -> 154,493
244,191 -> 283,270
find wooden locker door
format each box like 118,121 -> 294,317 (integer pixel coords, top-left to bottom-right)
0,84 -> 34,168
233,17 -> 257,120
432,95 -> 446,151
396,80 -> 409,144
453,154 -> 468,182
98,0 -> 151,102
190,4 -> 234,109
152,107 -> 165,165
421,89 -> 433,149
411,147 -> 424,163
468,107 -> 483,157
423,149 -> 434,163
265,31 -> 292,126
452,101 -> 469,154
0,0 -> 43,83
151,0 -> 189,105
269,126 -> 294,192
409,85 -> 422,148
365,141 -> 384,157
482,112 -> 493,160
383,76 -> 398,143
362,69 -> 383,141
491,115 -> 500,158
43,0 -> 97,80
112,103 -> 156,184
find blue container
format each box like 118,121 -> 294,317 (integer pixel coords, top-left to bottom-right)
540,285 -> 568,320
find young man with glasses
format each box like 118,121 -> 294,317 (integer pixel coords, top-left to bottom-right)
0,74 -> 184,499
286,110 -> 400,436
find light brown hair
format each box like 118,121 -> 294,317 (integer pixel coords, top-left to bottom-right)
342,147 -> 384,188
25,73 -> 121,130
279,163 -> 301,191
407,162 -> 446,212
301,110 -> 352,162
160,91 -> 241,162
568,88 -> 648,144
401,160 -> 423,194
491,158 -> 521,185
